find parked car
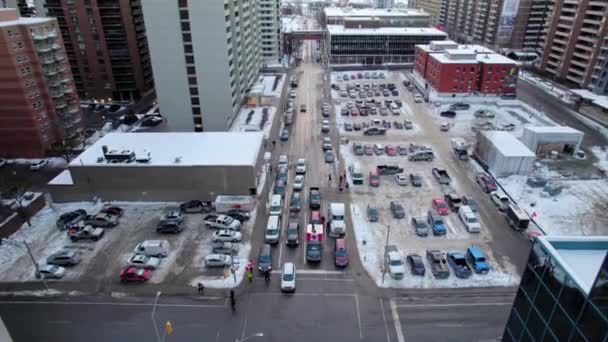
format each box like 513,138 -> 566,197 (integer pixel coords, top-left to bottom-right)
466,246 -> 490,274
29,159 -> 48,171
461,196 -> 478,212
179,200 -> 211,213
324,150 -> 335,163
385,245 -> 405,280
476,173 -> 497,192
68,226 -> 104,242
46,250 -> 81,266
414,94 -> 423,103
364,144 -> 373,155
409,173 -> 422,187
474,109 -> 495,118
395,173 -> 408,186
212,229 -> 242,242
211,242 -> 239,255
449,102 -> 470,110
446,251 -> 472,279
280,129 -> 289,141
411,217 -> 429,237
156,220 -> 183,234
397,145 -> 408,155
426,250 -> 450,279
403,120 -> 413,130
432,198 -> 449,215
127,254 -> 161,269
205,254 -> 233,267
363,127 -> 386,136
119,266 -> 152,283
203,214 -> 241,231
385,145 -> 397,156
490,191 -> 510,211
459,206 -> 481,233
440,110 -> 456,118
353,143 -> 364,156
322,137 -> 332,151
225,209 -> 250,222
83,213 -> 119,228
160,211 -> 183,225
406,254 -> 426,276
133,240 -> 170,258
321,120 -> 330,133
444,193 -> 462,212
390,201 -> 405,219
295,158 -> 307,174
38,265 -> 66,279
56,209 -> 87,230
427,210 -> 446,235
100,205 -> 125,217
367,204 -> 379,222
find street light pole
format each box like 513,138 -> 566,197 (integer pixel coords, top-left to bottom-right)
1,238 -> 48,290
236,332 -> 264,342
151,291 -> 162,342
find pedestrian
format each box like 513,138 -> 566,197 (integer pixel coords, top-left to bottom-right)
339,184 -> 343,192
328,174 -> 332,183
269,164 -> 273,173
321,215 -> 326,227
264,270 -> 271,284
343,169 -> 347,180
272,140 -> 276,149
230,290 -> 236,311
339,175 -> 343,183
197,282 -> 205,295
346,181 -> 350,190
247,270 -> 253,283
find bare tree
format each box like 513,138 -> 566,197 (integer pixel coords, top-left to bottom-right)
0,172 -> 32,227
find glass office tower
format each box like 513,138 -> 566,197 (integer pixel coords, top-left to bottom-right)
503,236 -> 608,342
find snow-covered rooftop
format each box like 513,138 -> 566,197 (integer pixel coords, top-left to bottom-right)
324,7 -> 428,18
327,25 -> 446,36
282,15 -> 306,33
0,9 -> 52,27
70,132 -> 264,167
524,125 -> 583,135
477,53 -> 518,65
417,43 -> 494,54
430,51 -> 517,65
571,89 -> 608,110
483,131 -> 535,157
537,236 -> 608,295
49,170 -> 74,185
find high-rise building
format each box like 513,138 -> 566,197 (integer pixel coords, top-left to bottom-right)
511,0 -> 552,54
375,0 -> 395,8
0,8 -> 82,158
415,0 -> 442,25
259,0 -> 282,62
43,0 -> 154,103
439,0 -> 501,46
537,0 -> 608,90
502,236 -> 608,342
590,38 -> 608,95
142,0 -> 262,132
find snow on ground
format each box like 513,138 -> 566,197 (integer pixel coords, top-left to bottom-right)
591,146 -> 608,173
518,71 -> 572,103
231,106 -> 276,139
572,112 -> 608,141
8,157 -> 67,169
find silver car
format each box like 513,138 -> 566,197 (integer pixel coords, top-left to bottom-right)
325,150 -> 335,163
46,250 -> 81,266
212,229 -> 242,242
38,265 -> 65,279
205,254 -> 233,267
127,254 -> 161,269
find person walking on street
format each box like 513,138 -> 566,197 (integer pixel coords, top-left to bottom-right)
272,140 -> 276,150
247,270 -> 253,283
328,174 -> 332,184
230,290 -> 236,311
264,270 -> 271,284
339,175 -> 343,184
197,282 -> 205,295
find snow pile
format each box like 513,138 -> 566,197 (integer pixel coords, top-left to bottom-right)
591,146 -> 608,173
231,107 -> 276,139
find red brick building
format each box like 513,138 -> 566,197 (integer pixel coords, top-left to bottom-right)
414,41 -> 519,96
0,8 -> 82,158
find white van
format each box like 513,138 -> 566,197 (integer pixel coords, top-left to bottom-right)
265,215 -> 281,244
133,240 -> 170,258
328,203 -> 346,237
458,206 -> 481,233
269,194 -> 282,216
349,163 -> 364,185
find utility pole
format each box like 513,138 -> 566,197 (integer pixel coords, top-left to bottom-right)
381,225 -> 391,284
151,291 -> 162,342
1,239 -> 47,290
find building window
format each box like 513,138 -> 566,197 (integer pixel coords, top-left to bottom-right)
181,22 -> 190,31
191,97 -> 200,105
192,107 -> 201,114
185,55 -> 194,64
187,66 -> 196,75
178,0 -> 188,8
183,33 -> 191,42
188,77 -> 197,85
189,87 -> 198,95
184,45 -> 193,53
179,10 -> 189,20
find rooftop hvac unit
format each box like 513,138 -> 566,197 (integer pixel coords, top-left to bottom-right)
102,145 -> 135,163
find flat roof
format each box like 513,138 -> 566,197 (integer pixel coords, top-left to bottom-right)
324,7 -> 428,18
0,16 -> 52,27
417,43 -> 494,54
536,236 -> 608,295
430,51 -> 517,65
571,89 -> 608,110
524,125 -> 583,135
71,132 -> 264,167
477,53 -> 518,65
328,25 -> 447,36
483,131 -> 536,157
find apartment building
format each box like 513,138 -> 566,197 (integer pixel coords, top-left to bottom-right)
43,0 -> 154,104
0,8 -> 82,158
375,0 -> 395,8
590,37 -> 608,95
538,0 -> 608,91
512,0 -> 553,54
502,236 -> 608,342
415,0 -> 442,25
324,7 -> 430,28
439,0 -> 499,46
142,0 -> 262,132
259,0 -> 282,62
327,25 -> 446,64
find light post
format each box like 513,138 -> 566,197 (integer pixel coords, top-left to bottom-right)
151,291 -> 162,342
236,333 -> 264,341
381,225 -> 391,284
1,239 -> 47,290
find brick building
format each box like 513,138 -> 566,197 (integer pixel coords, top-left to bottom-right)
0,8 -> 82,158
414,40 -> 519,96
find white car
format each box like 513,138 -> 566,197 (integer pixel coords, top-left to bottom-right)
204,254 -> 233,267
38,264 -> 65,279
160,211 -> 183,224
127,254 -> 161,269
281,262 -> 296,292
278,154 -> 288,168
395,173 -> 408,186
29,159 -> 48,171
212,229 -> 242,242
414,94 -> 423,103
321,120 -> 330,133
289,90 -> 296,98
490,191 -> 510,211
295,158 -> 306,174
293,175 -> 304,191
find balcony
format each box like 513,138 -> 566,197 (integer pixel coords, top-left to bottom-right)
54,99 -> 67,109
570,59 -> 588,69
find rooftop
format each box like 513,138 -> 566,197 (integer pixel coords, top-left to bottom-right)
327,25 -> 447,36
417,42 -> 494,54
571,89 -> 608,110
0,8 -> 52,27
430,51 -> 517,65
536,236 -> 608,295
70,132 -> 264,168
324,7 -> 428,18
524,125 -> 583,135
483,131 -> 536,157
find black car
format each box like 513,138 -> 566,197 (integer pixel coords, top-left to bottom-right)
444,193 -> 462,212
409,173 -> 423,187
407,253 -> 426,276
391,90 -> 399,96
461,195 -> 478,212
56,209 -> 87,230
395,100 -> 402,107
225,209 -> 250,222
286,222 -> 300,246
180,200 -> 213,213
157,221 -> 182,234
290,192 -> 302,212
440,110 -> 456,118
449,103 -> 470,110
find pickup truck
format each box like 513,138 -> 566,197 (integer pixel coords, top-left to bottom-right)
447,252 -> 472,279
203,214 -> 241,231
309,187 -> 321,209
377,164 -> 403,175
432,167 -> 451,185
384,245 -> 405,280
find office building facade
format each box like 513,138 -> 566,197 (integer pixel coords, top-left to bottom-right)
0,8 -> 82,158
503,236 -> 608,342
259,0 -> 282,62
142,0 -> 262,132
43,0 -> 154,103
537,0 -> 608,91
324,7 -> 430,28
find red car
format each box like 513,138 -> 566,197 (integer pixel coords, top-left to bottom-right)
385,145 -> 397,156
119,266 -> 152,283
100,205 -> 124,217
475,173 -> 497,193
351,108 -> 359,116
432,198 -> 449,215
369,169 -> 380,187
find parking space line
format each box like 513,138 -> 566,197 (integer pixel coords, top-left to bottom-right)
395,302 -> 512,308
355,295 -> 363,339
390,299 -> 405,342
379,298 -> 391,342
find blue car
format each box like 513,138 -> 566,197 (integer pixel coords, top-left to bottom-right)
446,251 -> 472,279
280,129 -> 289,141
427,210 -> 446,236
466,246 -> 490,274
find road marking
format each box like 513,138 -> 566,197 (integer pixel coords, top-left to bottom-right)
379,298 -> 391,342
390,299 -> 405,342
396,302 -> 512,308
239,295 -> 252,340
434,323 -> 464,327
355,295 -> 363,339
296,277 -> 354,282
1,300 -> 226,308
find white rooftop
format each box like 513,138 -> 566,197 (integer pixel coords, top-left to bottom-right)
483,131 -> 536,157
324,7 -> 428,18
537,236 -> 608,295
524,126 -> 583,135
477,53 -> 518,65
417,43 -> 494,54
328,25 -> 446,36
430,51 -> 517,65
0,15 -> 52,27
71,132 -> 264,167
571,89 -> 608,110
